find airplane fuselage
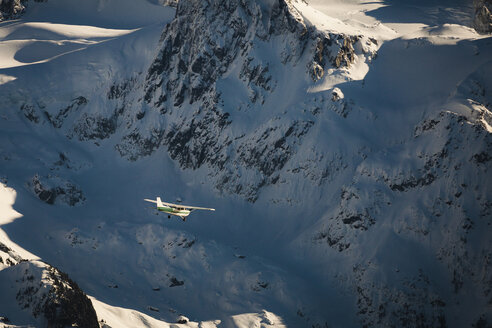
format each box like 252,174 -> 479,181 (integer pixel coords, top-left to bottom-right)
157,206 -> 190,217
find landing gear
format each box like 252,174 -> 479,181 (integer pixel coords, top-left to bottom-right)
168,215 -> 171,219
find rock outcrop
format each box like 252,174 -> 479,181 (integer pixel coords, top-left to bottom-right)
0,245 -> 99,328
474,0 -> 492,34
0,0 -> 25,21
27,174 -> 85,206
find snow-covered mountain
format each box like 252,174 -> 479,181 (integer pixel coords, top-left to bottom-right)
0,0 -> 491,327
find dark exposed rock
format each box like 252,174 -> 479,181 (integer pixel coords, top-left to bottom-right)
164,109 -> 231,170
28,174 -> 85,206
309,32 -> 361,81
0,242 -> 11,253
0,242 -> 22,267
389,173 -> 436,192
99,319 -> 112,328
473,151 -> 492,163
0,0 -> 25,21
0,0 -> 48,21
30,174 -> 56,204
145,0 -> 252,106
46,96 -> 88,129
238,120 -> 313,177
11,261 -> 98,328
313,230 -> 350,252
116,129 -> 165,161
414,119 -> 440,136
1,243 -> 97,328
107,78 -> 137,100
169,276 -> 184,287
42,265 -> 99,328
342,214 -> 364,226
70,112 -> 117,141
20,103 -> 40,123
353,265 -> 448,328
251,280 -> 270,292
334,36 -> 357,68
240,58 -> 275,103
474,0 -> 492,34
53,152 -> 74,170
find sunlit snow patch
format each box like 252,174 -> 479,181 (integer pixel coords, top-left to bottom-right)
0,183 -> 38,261
0,22 -> 135,69
0,73 -> 16,85
231,310 -> 286,328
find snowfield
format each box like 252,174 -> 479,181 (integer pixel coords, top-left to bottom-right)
0,0 -> 491,327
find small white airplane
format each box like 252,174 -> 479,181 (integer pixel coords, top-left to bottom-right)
144,197 -> 215,221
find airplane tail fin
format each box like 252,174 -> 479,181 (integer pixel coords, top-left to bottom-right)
156,197 -> 164,208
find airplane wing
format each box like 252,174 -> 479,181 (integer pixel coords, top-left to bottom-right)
178,205 -> 215,211
145,198 -> 215,211
160,200 -> 179,207
161,201 -> 215,211
145,198 -> 179,208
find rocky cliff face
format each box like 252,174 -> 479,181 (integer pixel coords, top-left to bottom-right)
310,59 -> 492,326
0,243 -> 99,328
0,0 -> 25,21
474,0 -> 492,34
0,0 -> 48,21
106,0 -> 375,201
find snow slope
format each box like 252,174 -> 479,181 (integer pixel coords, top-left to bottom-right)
0,0 -> 491,327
